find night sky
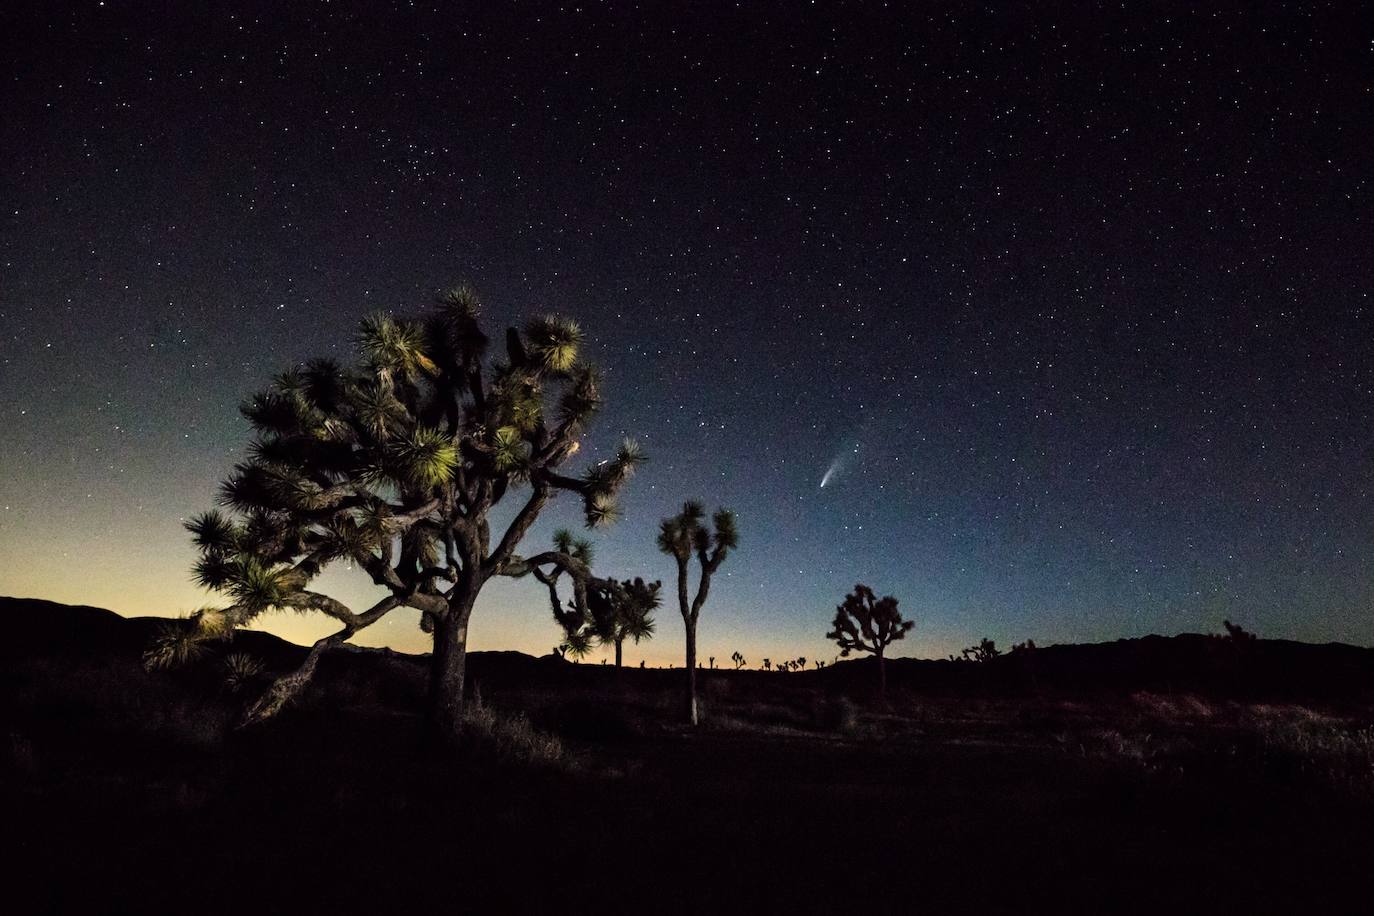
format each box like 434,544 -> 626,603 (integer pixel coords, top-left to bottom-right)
2,2 -> 1371,665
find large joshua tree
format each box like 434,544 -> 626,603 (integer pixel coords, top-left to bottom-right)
657,501 -> 738,725
826,584 -> 913,697
156,284 -> 643,740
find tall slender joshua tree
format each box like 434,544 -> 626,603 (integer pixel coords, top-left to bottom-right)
657,501 -> 738,725
826,584 -> 913,697
157,284 -> 643,741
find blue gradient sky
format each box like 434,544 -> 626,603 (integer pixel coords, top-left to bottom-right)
2,2 -> 1371,664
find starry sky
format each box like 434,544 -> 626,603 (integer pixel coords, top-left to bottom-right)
2,1 -> 1371,665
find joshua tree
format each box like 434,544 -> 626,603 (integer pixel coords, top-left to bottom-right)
961,638 -> 1001,663
534,530 -> 661,668
731,651 -> 746,670
796,656 -> 807,670
826,584 -> 913,696
156,285 -> 642,741
602,576 -> 661,667
1222,619 -> 1257,643
658,501 -> 738,725
814,659 -> 825,669
762,658 -> 771,672
709,656 -> 715,669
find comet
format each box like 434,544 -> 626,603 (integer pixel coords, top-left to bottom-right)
820,461 -> 839,488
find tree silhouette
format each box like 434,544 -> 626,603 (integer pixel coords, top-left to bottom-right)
534,530 -> 661,668
961,638 -> 1001,663
731,651 -> 746,670
762,658 -> 771,671
826,584 -> 913,696
658,501 -> 738,725
158,285 -> 641,740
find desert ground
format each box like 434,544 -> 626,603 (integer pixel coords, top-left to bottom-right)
5,597 -> 1374,913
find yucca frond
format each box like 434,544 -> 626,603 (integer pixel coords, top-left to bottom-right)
301,358 -> 349,412
185,510 -> 238,554
222,652 -> 265,693
503,380 -> 544,434
557,364 -> 602,425
240,391 -> 301,435
571,537 -> 594,566
192,606 -> 234,640
352,380 -> 408,440
217,463 -> 280,512
226,555 -> 287,612
359,313 -> 436,381
584,492 -> 621,528
713,508 -> 739,551
552,529 -> 574,554
524,314 -> 583,373
388,426 -> 458,488
142,620 -> 209,671
438,282 -> 482,320
561,628 -> 595,659
491,425 -> 528,474
192,552 -> 235,589
622,613 -> 655,643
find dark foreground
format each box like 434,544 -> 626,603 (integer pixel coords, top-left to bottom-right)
5,598 -> 1374,914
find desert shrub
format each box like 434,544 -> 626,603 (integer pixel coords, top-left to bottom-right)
462,698 -> 564,766
1256,719 -> 1374,796
222,653 -> 265,693
815,695 -> 859,734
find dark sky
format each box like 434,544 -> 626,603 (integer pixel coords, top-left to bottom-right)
2,1 -> 1371,662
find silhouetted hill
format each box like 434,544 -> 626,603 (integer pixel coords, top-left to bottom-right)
7,596 -> 1374,706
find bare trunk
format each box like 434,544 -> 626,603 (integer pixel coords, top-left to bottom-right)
877,647 -> 887,698
428,593 -> 475,741
615,637 -> 623,669
684,620 -> 698,725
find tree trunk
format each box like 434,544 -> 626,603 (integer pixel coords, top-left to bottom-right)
684,619 -> 698,725
615,637 -> 623,669
877,648 -> 887,698
428,593 -> 475,742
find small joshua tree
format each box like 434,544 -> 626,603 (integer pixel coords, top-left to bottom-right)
961,638 -> 1001,663
826,584 -> 913,697
762,658 -> 771,672
709,656 -> 715,669
731,651 -> 745,670
534,530 -> 661,668
658,501 -> 738,725
1222,619 -> 1257,643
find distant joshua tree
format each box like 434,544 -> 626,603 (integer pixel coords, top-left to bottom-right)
827,584 -> 914,696
762,658 -> 772,672
814,659 -> 825,669
709,656 -> 716,669
1222,619 -> 1257,643
155,286 -> 643,741
961,638 -> 1001,663
658,501 -> 738,726
796,656 -> 807,670
731,651 -> 746,670
1010,639 -> 1037,655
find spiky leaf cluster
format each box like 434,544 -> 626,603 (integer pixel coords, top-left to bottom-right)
657,501 -> 737,566
827,584 -> 914,657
